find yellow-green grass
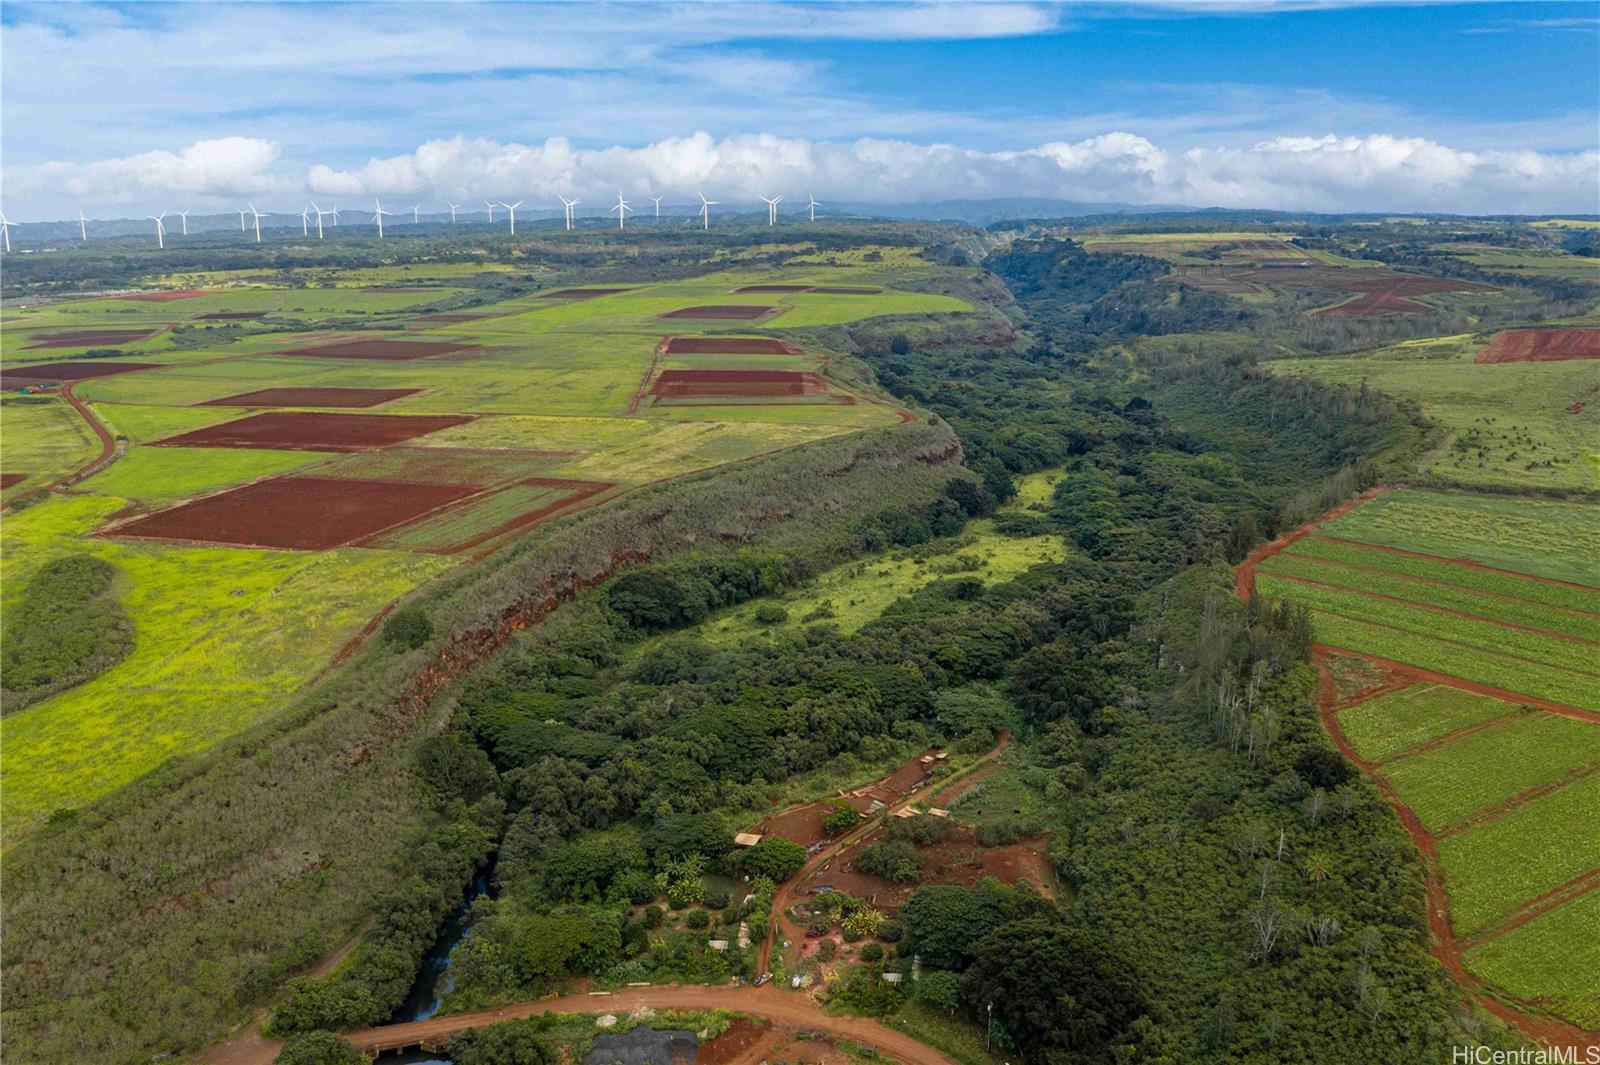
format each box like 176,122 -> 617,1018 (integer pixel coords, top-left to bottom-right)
90,401 -> 245,444
1006,468 -> 1064,511
0,493 -> 452,843
1381,711 -> 1600,832
1338,684 -> 1525,763
694,520 -> 1067,645
1318,491 -> 1600,586
1296,610 -> 1599,712
0,395 -> 100,483
1282,537 -> 1600,616
1463,889 -> 1600,1030
1438,772 -> 1600,934
17,287 -> 467,324
1255,553 -> 1600,643
156,263 -> 521,289
1268,344 -> 1599,491
77,446 -> 326,505
1530,218 -> 1600,229
1437,247 -> 1600,278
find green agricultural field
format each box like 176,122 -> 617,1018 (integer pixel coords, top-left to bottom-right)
693,519 -> 1067,645
1337,684 -> 1524,763
1437,771 -> 1600,934
0,249 -> 979,846
1281,537 -> 1600,615
1317,490 -> 1600,586
1257,553 -> 1600,643
1435,246 -> 1600,278
1381,711 -> 1600,831
1268,342 -> 1599,491
1464,889 -> 1600,1030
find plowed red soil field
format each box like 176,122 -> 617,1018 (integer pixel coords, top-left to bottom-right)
658,305 -> 780,320
733,284 -> 811,293
1476,328 -> 1600,363
538,287 -> 633,299
107,475 -> 481,549
0,473 -> 27,489
651,369 -> 826,398
663,337 -> 800,355
809,286 -> 883,294
278,338 -> 478,361
152,411 -> 472,451
25,329 -> 159,348
0,360 -> 161,387
123,289 -> 207,302
800,825 -> 1053,911
198,387 -> 421,409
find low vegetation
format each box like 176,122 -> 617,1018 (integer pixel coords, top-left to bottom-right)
1,554 -> 132,712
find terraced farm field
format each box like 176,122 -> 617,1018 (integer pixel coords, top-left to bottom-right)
1245,486 -> 1600,1033
0,251 -> 976,842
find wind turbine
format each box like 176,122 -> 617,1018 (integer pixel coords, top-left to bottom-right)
484,200 -> 497,223
411,204 -> 421,224
559,195 -> 579,230
330,203 -> 340,227
760,195 -> 783,226
78,210 -> 89,241
649,195 -> 662,220
447,202 -> 459,224
697,191 -> 717,230
805,194 -> 820,222
499,200 -> 522,235
611,192 -> 632,231
178,209 -> 190,235
0,211 -> 12,253
311,202 -> 326,239
149,212 -> 167,250
299,205 -> 311,236
248,204 -> 269,242
372,197 -> 394,238
238,207 -> 248,232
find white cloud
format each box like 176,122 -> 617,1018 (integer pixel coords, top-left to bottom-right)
9,130 -> 1594,217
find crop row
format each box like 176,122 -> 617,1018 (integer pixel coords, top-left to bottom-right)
1463,888 -> 1600,1030
1255,575 -> 1598,679
1439,772 -> 1600,934
1304,611 -> 1600,712
1382,711 -> 1600,832
1285,537 -> 1600,616
1338,683 -> 1522,763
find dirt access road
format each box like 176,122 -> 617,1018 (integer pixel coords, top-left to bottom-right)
205,985 -> 958,1065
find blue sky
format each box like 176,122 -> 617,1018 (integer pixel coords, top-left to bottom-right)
2,2 -> 1597,218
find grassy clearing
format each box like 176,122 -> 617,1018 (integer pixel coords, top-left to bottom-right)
1318,490 -> 1600,586
1382,711 -> 1600,831
0,493 -> 452,842
0,395 -> 100,483
1255,574 -> 1598,677
1338,684 -> 1524,763
1258,552 -> 1600,643
695,520 -> 1067,645
1436,247 -> 1600,278
1464,889 -> 1600,1030
1438,771 -> 1600,934
78,446 -> 325,505
1268,345 -> 1599,492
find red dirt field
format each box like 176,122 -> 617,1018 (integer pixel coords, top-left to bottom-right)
733,284 -> 811,293
152,411 -> 473,451
538,287 -> 633,299
651,369 -> 827,398
106,475 -> 482,550
809,286 -> 883,294
197,387 -> 422,409
278,338 -> 479,361
658,305 -> 780,320
1476,328 -> 1600,364
0,360 -> 163,387
0,473 -> 27,489
800,825 -> 1053,911
122,289 -> 208,302
196,311 -> 269,321
663,336 -> 801,355
1176,264 -> 1495,316
754,803 -> 835,849
25,329 -> 159,349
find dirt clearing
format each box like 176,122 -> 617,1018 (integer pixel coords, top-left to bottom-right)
123,290 -> 208,302
658,305 -> 781,321
651,369 -> 827,398
663,336 -> 801,355
0,473 -> 28,489
106,475 -> 481,550
278,338 -> 479,361
539,287 -> 634,299
1476,328 -> 1600,363
0,361 -> 162,387
25,329 -> 159,349
198,387 -> 422,409
152,411 -> 472,451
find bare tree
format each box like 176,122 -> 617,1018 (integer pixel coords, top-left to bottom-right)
1248,899 -> 1291,961
1304,787 -> 1327,828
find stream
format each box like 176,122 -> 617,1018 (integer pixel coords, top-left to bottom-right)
389,857 -> 496,1027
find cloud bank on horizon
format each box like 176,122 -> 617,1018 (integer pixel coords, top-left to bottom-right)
7,131 -> 1596,218
2,0 -> 1596,218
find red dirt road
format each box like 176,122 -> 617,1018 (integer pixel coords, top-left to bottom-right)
52,381 -> 122,489
1476,328 -> 1600,364
204,986 -> 959,1065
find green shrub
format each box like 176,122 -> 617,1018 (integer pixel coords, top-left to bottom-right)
382,606 -> 433,650
703,885 -> 731,910
753,603 -> 790,625
686,909 -> 711,930
859,943 -> 885,962
1,555 -> 131,712
275,1031 -> 365,1065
